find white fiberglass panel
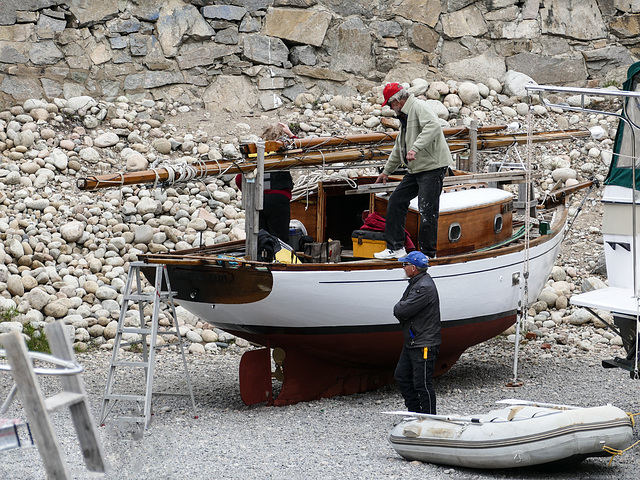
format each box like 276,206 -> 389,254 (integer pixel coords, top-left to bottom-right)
603,233 -> 640,289
571,287 -> 640,316
602,185 -> 640,204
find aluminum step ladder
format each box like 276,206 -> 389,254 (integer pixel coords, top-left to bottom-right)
0,320 -> 105,480
99,261 -> 196,429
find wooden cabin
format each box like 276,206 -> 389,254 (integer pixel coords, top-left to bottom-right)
289,177 -> 514,260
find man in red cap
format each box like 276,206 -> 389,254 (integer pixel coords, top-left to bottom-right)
374,83 -> 453,260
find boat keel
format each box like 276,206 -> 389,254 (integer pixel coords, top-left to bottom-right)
238,346 -> 466,406
239,347 -> 396,406
238,348 -> 274,405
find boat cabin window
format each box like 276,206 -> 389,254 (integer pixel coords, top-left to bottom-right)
494,214 -> 503,234
448,223 -> 461,243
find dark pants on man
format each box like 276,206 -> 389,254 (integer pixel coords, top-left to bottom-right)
385,167 -> 447,258
395,344 -> 439,414
260,193 -> 290,244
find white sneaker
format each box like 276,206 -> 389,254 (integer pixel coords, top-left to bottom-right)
374,247 -> 407,260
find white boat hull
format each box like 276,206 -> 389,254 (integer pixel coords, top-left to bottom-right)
149,198 -> 567,404
572,186 -> 640,310
173,220 -> 563,367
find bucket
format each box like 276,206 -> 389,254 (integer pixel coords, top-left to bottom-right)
288,219 -> 307,251
289,227 -> 303,251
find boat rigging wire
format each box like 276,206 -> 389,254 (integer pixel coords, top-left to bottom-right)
623,92 -> 640,378
560,178 -> 600,241
510,104 -> 534,387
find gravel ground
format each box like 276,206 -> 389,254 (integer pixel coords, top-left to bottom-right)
1,335 -> 639,480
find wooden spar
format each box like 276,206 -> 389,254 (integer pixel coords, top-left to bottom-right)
238,129 -> 590,159
239,125 -> 509,155
352,170 -> 533,195
77,129 -> 591,191
76,146 -> 392,191
446,129 -> 590,151
539,179 -> 594,208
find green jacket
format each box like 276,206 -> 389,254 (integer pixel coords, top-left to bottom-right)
382,95 -> 453,176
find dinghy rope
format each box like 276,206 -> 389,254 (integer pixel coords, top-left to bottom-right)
602,412 -> 640,465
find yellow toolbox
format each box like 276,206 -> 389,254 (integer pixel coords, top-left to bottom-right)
351,230 -> 386,258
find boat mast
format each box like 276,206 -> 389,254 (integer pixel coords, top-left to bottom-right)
243,140 -> 265,260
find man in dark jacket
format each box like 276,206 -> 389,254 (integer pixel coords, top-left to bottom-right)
393,250 -> 441,414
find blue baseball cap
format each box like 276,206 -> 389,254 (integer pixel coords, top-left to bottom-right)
398,251 -> 429,268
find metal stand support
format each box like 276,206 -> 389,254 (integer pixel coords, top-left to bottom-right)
99,261 -> 196,429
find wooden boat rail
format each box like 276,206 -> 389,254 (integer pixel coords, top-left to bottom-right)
140,204 -> 568,271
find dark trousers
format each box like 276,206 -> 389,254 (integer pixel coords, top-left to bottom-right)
394,344 -> 439,414
385,167 -> 447,258
260,193 -> 290,244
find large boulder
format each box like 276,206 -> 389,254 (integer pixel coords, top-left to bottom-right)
156,0 -> 215,57
60,221 -> 85,243
326,17 -> 374,77
203,75 -> 259,113
262,7 -> 332,47
539,0 -> 607,41
443,50 -> 507,84
502,70 -> 536,97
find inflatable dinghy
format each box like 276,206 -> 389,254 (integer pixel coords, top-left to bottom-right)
386,400 -> 633,468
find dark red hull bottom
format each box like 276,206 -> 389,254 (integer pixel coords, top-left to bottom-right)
235,313 -> 516,406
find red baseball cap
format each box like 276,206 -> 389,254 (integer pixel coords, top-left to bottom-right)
381,82 -> 403,107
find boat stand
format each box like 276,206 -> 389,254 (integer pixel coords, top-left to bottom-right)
0,321 -> 105,479
99,261 -> 196,429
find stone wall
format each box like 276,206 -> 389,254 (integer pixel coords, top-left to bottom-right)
1,0 -> 639,112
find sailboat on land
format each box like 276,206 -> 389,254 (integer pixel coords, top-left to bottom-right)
79,122 -> 590,405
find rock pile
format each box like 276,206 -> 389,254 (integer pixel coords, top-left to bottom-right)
0,73 -> 625,359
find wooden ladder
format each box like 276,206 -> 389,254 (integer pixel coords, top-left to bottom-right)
0,320 -> 105,480
99,261 -> 196,429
